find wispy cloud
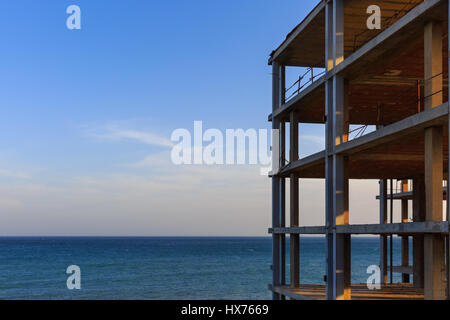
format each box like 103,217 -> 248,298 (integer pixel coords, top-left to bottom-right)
85,122 -> 173,148
0,149 -> 380,235
126,151 -> 173,168
104,129 -> 173,147
0,163 -> 270,236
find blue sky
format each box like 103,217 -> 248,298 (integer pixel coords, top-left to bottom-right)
0,1 -> 382,236
0,0 -> 321,175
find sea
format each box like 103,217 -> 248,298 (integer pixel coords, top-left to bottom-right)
0,236 -> 407,300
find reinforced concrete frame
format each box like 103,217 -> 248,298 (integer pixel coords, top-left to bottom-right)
269,0 -> 450,300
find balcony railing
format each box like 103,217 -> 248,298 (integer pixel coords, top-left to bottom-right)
284,68 -> 325,103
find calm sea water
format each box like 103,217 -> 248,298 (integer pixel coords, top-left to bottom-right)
0,237 -> 406,300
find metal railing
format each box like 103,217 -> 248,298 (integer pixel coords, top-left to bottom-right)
348,125 -> 369,140
284,68 -> 325,103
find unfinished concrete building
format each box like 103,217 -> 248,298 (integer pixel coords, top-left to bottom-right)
268,0 -> 450,300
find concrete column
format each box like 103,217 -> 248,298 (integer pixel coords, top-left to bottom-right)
448,2 -> 450,300
413,176 -> 425,289
380,179 -> 388,285
324,0 -> 334,300
448,2 -> 450,299
402,180 -> 409,283
333,74 -> 350,300
401,180 -> 410,283
423,20 -> 445,300
271,61 -> 282,300
325,78 -> 334,300
332,0 -> 350,301
289,111 -> 300,289
325,0 -> 349,300
280,121 -> 286,296
424,126 -> 446,299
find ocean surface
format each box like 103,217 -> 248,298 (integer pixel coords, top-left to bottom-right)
0,237 -> 407,300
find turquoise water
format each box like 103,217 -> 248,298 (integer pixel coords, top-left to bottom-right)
0,237 -> 406,300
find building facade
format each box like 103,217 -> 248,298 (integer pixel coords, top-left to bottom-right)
269,0 -> 450,300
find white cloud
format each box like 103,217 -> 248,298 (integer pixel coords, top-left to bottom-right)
108,129 -> 173,147
126,151 -> 173,168
85,122 -> 173,147
0,138 -> 380,236
0,162 -> 271,236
